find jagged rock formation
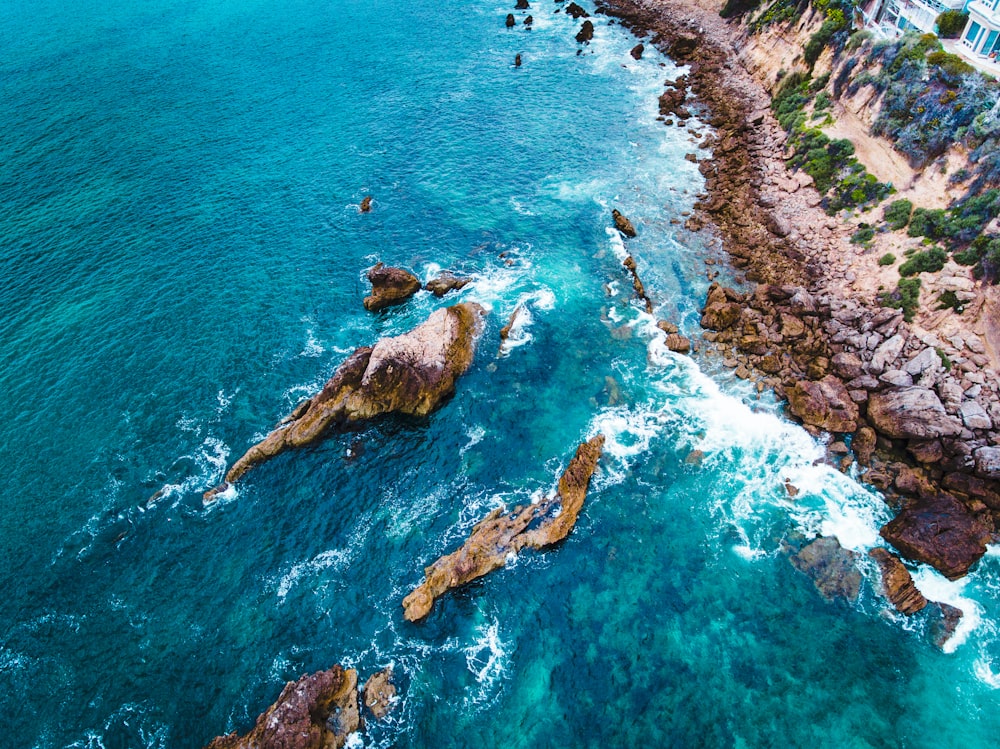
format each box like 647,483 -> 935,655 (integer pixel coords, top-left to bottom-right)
363,263 -> 421,312
869,547 -> 927,615
786,375 -> 858,433
402,435 -> 605,621
622,255 -> 653,313
630,43 -> 644,60
565,2 -> 590,18
206,666 -> 359,749
206,304 -> 485,499
576,20 -> 594,43
880,494 -> 991,579
612,208 -> 636,238
788,536 -> 861,601
424,272 -> 470,297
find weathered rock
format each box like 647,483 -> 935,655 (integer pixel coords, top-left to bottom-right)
853,426 -> 877,466
870,334 -> 906,374
210,304 -> 485,497
359,196 -> 372,213
831,352 -> 863,380
576,19 -> 594,43
700,288 -> 742,330
974,446 -> 1000,478
402,436 -> 604,621
665,333 -> 691,353
789,536 -> 861,601
612,209 -> 637,237
879,369 -> 913,387
908,439 -> 943,464
206,666 -> 359,749
424,272 -> 470,297
506,13 -> 516,27
362,668 -> 397,721
961,401 -> 992,431
786,375 -> 859,433
515,0 -> 529,8
515,53 -> 522,67
880,494 -> 991,579
869,547 -> 927,615
630,43 -> 644,59
363,263 -> 421,312
867,388 -> 963,440
565,1 -> 589,18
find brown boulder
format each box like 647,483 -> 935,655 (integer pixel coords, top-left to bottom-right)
665,333 -> 691,354
362,667 -> 397,721
867,387 -> 963,440
363,263 -> 421,312
869,548 -> 927,615
565,1 -> 589,17
576,20 -> 594,43
424,272 -> 470,297
630,43 -> 644,60
931,602 -> 964,650
506,13 -> 516,27
402,436 -> 604,621
206,666 -> 359,749
359,196 -> 372,213
880,494 -> 991,579
852,426 -> 877,467
612,209 -> 636,237
515,0 -> 529,8
209,304 -> 485,497
700,299 -> 741,330
788,536 -> 861,601
786,375 -> 859,433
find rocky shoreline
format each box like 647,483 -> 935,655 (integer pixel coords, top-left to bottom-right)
596,0 -> 1000,589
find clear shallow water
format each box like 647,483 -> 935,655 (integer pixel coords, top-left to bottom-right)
2,0 -> 1000,746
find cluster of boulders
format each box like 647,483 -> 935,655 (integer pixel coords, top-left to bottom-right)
206,665 -> 397,749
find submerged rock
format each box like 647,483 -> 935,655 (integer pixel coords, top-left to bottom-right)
869,547 -> 927,615
788,536 -> 861,601
880,494 -> 991,579
206,666 -> 359,749
207,304 -> 485,498
402,435 -> 605,621
506,12 -> 516,27
931,602 -> 964,650
612,208 -> 636,237
363,263 -> 421,312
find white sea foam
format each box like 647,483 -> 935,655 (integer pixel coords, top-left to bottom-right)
463,617 -> 510,711
155,435 -> 231,507
911,567 -> 982,654
300,328 -> 324,357
274,549 -> 351,603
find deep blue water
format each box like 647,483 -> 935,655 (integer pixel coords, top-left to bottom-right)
3,0 -> 1000,746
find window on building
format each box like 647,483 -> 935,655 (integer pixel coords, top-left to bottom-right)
984,29 -> 1000,54
968,20 -> 983,42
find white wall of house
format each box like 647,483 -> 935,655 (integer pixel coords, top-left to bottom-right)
962,0 -> 1000,58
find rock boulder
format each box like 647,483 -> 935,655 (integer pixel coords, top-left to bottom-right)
786,375 -> 859,433
869,547 -> 927,615
363,263 -> 421,312
867,387 -> 963,440
788,536 -> 861,601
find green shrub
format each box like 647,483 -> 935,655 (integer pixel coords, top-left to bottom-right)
936,10 -> 969,38
814,91 -> 832,111
883,198 -> 913,230
927,51 -> 975,82
936,347 -> 954,369
805,17 -> 850,68
721,0 -> 764,17
936,290 -> 966,314
878,252 -> 897,266
879,277 -> 921,321
898,246 -> 948,276
908,207 -> 948,238
851,224 -> 875,244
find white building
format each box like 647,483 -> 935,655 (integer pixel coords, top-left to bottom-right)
861,0 -> 967,34
961,0 -> 1000,59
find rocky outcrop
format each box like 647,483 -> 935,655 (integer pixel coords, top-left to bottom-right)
622,255 -> 653,313
206,666 -> 359,749
207,304 -> 485,499
565,2 -> 590,18
788,536 -> 861,601
869,547 -> 927,615
630,43 -> 644,60
576,20 -> 595,43
515,53 -> 522,67
880,494 -> 992,579
506,13 -> 516,27
363,263 -> 421,312
402,435 -> 605,621
612,209 -> 637,238
424,272 -> 470,297
657,79 -> 691,120
867,388 -> 963,440
515,0 -> 529,8
359,196 -> 372,213
787,375 -> 858,433
931,602 -> 964,650
362,668 -> 396,721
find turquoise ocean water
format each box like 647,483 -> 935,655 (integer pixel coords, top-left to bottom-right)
4,0 -> 1000,746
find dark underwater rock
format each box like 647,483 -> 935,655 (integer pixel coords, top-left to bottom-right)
402,436 -> 604,621
788,536 -> 861,601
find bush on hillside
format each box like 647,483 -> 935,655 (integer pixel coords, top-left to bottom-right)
898,246 -> 948,276
879,277 -> 921,320
883,198 -> 913,229
936,10 -> 969,38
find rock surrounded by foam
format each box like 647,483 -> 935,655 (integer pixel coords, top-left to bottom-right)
363,262 -> 421,312
402,435 -> 605,622
869,547 -> 927,615
207,303 -> 485,499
